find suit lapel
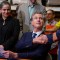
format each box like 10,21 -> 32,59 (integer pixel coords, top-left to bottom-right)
38,31 -> 44,37
20,4 -> 30,26
24,32 -> 32,48
25,4 -> 30,26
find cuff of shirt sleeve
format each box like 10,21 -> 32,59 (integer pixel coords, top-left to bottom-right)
46,34 -> 53,44
56,30 -> 60,40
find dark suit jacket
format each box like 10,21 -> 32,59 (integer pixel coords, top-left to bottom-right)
15,32 -> 51,60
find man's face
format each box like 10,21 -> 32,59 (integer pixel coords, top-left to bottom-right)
1,4 -> 11,19
30,0 -> 36,4
46,10 -> 55,20
31,13 -> 44,29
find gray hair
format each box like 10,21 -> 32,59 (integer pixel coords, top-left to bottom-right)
31,11 -> 44,21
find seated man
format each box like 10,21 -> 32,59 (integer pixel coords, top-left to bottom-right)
33,29 -> 60,60
33,18 -> 60,46
3,12 -> 51,60
33,20 -> 60,44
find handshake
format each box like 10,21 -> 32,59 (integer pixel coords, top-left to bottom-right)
0,45 -> 17,59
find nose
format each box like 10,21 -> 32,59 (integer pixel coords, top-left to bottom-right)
37,19 -> 40,22
5,10 -> 8,13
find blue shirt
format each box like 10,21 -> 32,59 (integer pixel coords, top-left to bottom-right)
28,5 -> 34,19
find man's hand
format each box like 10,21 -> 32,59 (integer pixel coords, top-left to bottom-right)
3,51 -> 9,58
33,35 -> 48,44
9,51 -> 18,59
0,45 -> 4,51
3,51 -> 18,59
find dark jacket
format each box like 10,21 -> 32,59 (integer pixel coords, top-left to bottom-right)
15,32 -> 51,60
0,16 -> 20,50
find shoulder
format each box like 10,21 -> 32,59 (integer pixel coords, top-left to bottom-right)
23,32 -> 32,36
36,4 -> 45,8
8,16 -> 20,26
56,21 -> 60,26
56,29 -> 60,39
10,16 -> 19,23
53,19 -> 57,23
23,32 -> 32,35
21,32 -> 32,38
55,21 -> 60,28
17,3 -> 28,12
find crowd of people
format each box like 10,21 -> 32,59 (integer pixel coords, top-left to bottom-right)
0,0 -> 60,60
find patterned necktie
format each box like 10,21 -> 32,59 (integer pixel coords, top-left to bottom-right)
32,33 -> 37,39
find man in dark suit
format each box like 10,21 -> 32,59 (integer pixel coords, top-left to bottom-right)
33,29 -> 60,60
3,12 -> 51,60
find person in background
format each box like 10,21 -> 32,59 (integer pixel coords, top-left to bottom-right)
3,12 -> 51,60
0,1 -> 20,56
45,9 -> 57,34
46,20 -> 60,31
41,0 -> 48,6
17,0 -> 46,32
44,9 -> 58,60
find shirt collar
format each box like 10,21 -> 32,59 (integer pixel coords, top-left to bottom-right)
28,1 -> 36,7
33,30 -> 43,37
28,4 -> 34,8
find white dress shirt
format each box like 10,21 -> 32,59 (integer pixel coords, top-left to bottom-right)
32,31 -> 43,38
